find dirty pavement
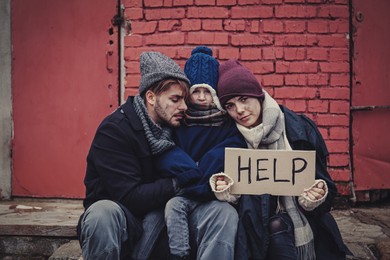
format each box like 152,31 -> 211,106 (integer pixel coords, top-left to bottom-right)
0,197 -> 389,259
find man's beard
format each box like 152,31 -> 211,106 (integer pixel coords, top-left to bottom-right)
154,99 -> 181,128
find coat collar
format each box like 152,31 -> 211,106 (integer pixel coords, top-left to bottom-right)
121,96 -> 144,131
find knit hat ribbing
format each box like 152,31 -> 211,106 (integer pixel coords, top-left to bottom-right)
217,59 -> 264,107
184,46 -> 219,92
139,52 -> 190,95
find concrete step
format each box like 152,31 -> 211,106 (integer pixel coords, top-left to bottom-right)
0,198 -> 83,259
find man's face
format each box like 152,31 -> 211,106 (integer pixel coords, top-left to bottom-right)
148,83 -> 188,127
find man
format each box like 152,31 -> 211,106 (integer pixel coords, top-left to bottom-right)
77,52 -> 238,260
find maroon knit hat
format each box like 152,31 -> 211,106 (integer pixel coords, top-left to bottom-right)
217,59 -> 264,107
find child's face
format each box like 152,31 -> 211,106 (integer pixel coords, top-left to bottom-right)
190,87 -> 213,106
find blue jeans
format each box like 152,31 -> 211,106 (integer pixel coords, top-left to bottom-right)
79,199 -> 238,260
267,212 -> 297,260
165,196 -> 200,257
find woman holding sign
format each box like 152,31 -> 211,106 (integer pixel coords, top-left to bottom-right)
209,60 -> 350,260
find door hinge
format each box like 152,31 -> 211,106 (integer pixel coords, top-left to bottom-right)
112,14 -> 123,27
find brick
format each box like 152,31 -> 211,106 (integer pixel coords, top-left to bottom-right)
240,48 -> 261,60
243,61 -> 274,74
274,87 -> 317,99
330,74 -> 349,86
177,47 -> 194,59
307,20 -> 329,33
181,19 -> 202,31
275,35 -> 309,47
261,0 -> 282,4
231,6 -> 273,19
285,0 -> 305,2
285,74 -> 307,86
276,61 -> 318,73
238,0 -> 260,4
330,100 -> 350,114
284,47 -> 305,61
145,33 -> 185,45
284,99 -> 307,113
216,0 -> 237,6
223,20 -> 246,31
124,87 -> 139,98
262,20 -> 284,33
307,73 -> 329,86
187,7 -> 229,18
187,32 -> 229,45
195,0 -> 216,5
329,48 -> 349,62
158,20 -> 180,31
308,99 -> 329,113
329,126 -> 349,140
125,61 -> 140,74
163,0 -> 173,7
202,19 -> 223,31
316,114 -> 349,127
318,127 -> 329,140
317,35 -> 348,47
319,88 -> 349,100
250,20 -> 260,33
275,5 -> 316,18
261,74 -> 284,87
125,74 -> 141,88
172,0 -> 193,6
124,35 -> 143,47
231,34 -> 273,46
123,0 -> 142,8
284,21 -> 306,33
307,48 -> 328,61
329,170 -> 351,182
145,8 -> 185,20
318,5 -> 349,18
130,21 -> 157,34
218,47 -> 240,60
329,153 -> 350,167
144,0 -> 164,7
335,183 -> 352,196
126,8 -> 143,19
262,47 -> 283,60
320,62 -> 349,73
326,140 -> 349,153
329,19 -> 349,33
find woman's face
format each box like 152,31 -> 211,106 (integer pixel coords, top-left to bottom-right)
224,96 -> 262,128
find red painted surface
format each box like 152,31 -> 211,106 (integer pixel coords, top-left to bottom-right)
352,0 -> 390,192
11,0 -> 119,198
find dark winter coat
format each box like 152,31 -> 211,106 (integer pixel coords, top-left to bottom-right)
156,120 -> 247,201
234,105 -> 351,260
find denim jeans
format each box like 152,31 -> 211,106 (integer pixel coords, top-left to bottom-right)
267,212 -> 297,260
79,199 -> 238,260
165,196 -> 200,257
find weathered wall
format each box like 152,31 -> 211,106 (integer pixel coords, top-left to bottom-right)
122,0 -> 351,195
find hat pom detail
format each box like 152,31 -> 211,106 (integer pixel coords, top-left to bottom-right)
191,46 -> 213,56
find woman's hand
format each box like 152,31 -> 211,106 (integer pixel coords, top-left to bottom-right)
209,173 -> 240,203
215,176 -> 229,191
298,179 -> 328,211
302,180 -> 326,200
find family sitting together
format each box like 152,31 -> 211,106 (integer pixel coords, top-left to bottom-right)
77,46 -> 351,260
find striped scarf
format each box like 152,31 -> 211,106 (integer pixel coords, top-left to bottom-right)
185,103 -> 227,126
132,95 -> 175,155
237,91 -> 315,260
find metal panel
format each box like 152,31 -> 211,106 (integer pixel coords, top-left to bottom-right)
12,0 -> 119,197
352,0 -> 390,193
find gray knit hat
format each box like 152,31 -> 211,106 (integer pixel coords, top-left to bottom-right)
139,52 -> 190,95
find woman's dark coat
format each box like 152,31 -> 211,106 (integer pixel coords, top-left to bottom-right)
234,106 -> 351,260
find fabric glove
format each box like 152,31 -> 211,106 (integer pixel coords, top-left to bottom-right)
298,179 -> 328,211
209,173 -> 240,203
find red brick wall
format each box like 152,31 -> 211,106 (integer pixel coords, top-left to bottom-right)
123,0 -> 351,196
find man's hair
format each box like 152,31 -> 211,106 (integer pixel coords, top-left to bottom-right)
141,78 -> 190,101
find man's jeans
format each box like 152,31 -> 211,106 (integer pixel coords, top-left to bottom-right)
79,199 -> 238,260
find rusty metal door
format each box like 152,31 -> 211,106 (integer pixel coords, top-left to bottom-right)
351,0 -> 390,200
11,0 -> 120,198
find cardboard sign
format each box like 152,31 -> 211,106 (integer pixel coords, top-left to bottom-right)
225,148 -> 315,196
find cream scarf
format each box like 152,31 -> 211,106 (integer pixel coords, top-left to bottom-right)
236,91 -> 315,260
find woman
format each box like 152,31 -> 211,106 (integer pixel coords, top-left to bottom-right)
209,60 -> 350,260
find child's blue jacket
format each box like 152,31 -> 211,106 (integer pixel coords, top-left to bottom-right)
155,120 -> 247,201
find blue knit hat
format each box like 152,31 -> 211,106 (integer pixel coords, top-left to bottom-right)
184,46 -> 223,110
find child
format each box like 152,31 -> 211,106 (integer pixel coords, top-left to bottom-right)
156,46 -> 246,259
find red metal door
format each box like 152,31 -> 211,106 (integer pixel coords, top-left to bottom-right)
11,0 -> 119,198
351,0 -> 390,200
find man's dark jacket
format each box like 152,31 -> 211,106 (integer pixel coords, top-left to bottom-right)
234,106 -> 351,260
79,96 -> 182,250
